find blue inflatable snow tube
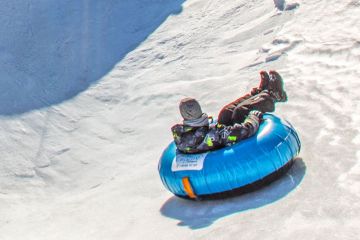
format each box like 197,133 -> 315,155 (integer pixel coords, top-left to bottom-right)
158,114 -> 301,200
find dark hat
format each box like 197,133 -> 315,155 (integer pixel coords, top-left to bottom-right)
179,97 -> 203,120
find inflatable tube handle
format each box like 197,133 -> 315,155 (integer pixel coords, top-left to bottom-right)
182,177 -> 197,199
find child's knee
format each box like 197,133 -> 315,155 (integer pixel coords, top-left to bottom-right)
218,109 -> 233,125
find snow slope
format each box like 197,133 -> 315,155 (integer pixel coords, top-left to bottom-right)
1,0 -> 360,239
0,0 -> 184,115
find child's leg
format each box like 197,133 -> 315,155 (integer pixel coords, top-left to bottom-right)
230,91 -> 275,124
217,93 -> 252,125
217,71 -> 273,125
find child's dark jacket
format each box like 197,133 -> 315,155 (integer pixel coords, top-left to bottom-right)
171,112 -> 262,154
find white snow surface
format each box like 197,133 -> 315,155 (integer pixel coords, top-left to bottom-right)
1,0 -> 360,239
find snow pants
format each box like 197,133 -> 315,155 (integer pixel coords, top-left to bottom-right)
217,91 -> 275,125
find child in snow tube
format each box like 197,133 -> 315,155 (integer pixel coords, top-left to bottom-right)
171,70 -> 287,154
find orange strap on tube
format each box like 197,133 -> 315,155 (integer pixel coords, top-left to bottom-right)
182,177 -> 197,199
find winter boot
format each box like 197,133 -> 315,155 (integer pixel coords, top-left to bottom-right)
269,70 -> 287,102
251,71 -> 271,95
259,70 -> 270,91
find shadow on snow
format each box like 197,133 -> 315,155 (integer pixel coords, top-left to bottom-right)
0,0 -> 184,115
160,158 -> 306,229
